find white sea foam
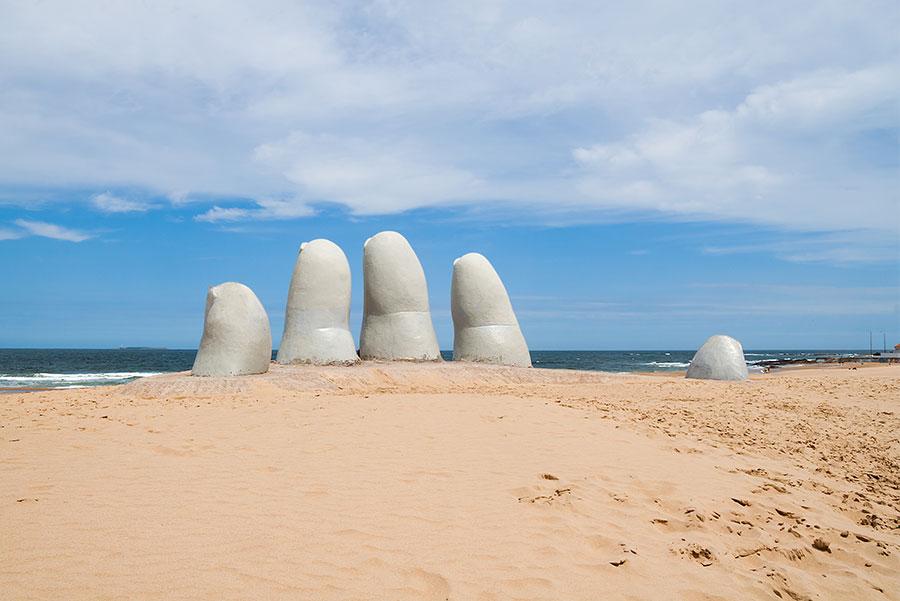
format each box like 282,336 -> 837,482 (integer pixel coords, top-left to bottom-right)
0,372 -> 162,388
642,361 -> 690,368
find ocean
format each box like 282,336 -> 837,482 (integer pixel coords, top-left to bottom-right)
0,348 -> 867,390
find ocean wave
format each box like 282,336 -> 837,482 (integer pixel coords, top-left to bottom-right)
642,361 -> 690,368
0,372 -> 162,388
745,358 -> 821,365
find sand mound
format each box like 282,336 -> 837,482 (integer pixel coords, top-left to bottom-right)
124,361 -> 618,398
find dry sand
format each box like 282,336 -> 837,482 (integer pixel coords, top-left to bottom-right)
2,362 -> 898,600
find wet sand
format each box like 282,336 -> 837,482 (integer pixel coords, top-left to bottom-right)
2,362 -> 898,600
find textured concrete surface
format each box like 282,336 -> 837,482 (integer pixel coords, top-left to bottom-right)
277,239 -> 358,365
191,282 -> 272,376
685,334 -> 748,381
451,253 -> 530,367
359,231 -> 440,361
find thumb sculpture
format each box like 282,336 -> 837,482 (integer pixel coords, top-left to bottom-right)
685,334 -> 748,381
359,231 -> 441,361
277,239 -> 358,365
451,253 -> 531,367
191,282 -> 272,376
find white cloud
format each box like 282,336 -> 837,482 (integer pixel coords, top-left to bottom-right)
194,198 -> 314,223
253,132 -> 482,214
0,228 -> 25,241
736,65 -> 899,132
13,219 -> 92,242
194,207 -> 250,223
91,192 -> 151,213
0,1 -> 897,238
571,64 -> 900,232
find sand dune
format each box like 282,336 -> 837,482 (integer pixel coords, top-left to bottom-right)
2,363 -> 898,600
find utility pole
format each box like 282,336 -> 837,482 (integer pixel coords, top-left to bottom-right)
869,331 -> 873,355
884,332 -> 888,353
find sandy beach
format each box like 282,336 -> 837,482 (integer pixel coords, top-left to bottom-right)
2,363 -> 898,600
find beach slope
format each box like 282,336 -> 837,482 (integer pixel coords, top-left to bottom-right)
2,363 -> 898,600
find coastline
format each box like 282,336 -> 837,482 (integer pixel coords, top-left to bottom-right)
0,353 -> 891,393
2,362 -> 898,599
0,349 -> 879,393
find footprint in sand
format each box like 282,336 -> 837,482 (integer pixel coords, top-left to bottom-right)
514,474 -> 573,504
675,543 -> 715,567
402,567 -> 451,600
517,488 -> 572,505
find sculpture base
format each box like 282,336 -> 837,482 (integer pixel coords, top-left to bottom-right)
276,327 -> 359,365
360,312 -> 441,361
453,325 -> 531,367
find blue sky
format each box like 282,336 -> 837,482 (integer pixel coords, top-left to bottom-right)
1,1 -> 898,350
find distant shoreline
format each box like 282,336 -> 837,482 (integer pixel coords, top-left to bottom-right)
1,348 -> 892,392
3,358 -> 896,394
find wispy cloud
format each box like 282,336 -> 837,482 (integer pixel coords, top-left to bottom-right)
194,206 -> 250,223
91,192 -> 151,213
701,230 -> 899,264
0,227 -> 25,241
514,283 -> 899,321
13,219 -> 92,242
194,198 -> 314,223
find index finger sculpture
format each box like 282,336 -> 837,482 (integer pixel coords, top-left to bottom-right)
277,239 -> 359,365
